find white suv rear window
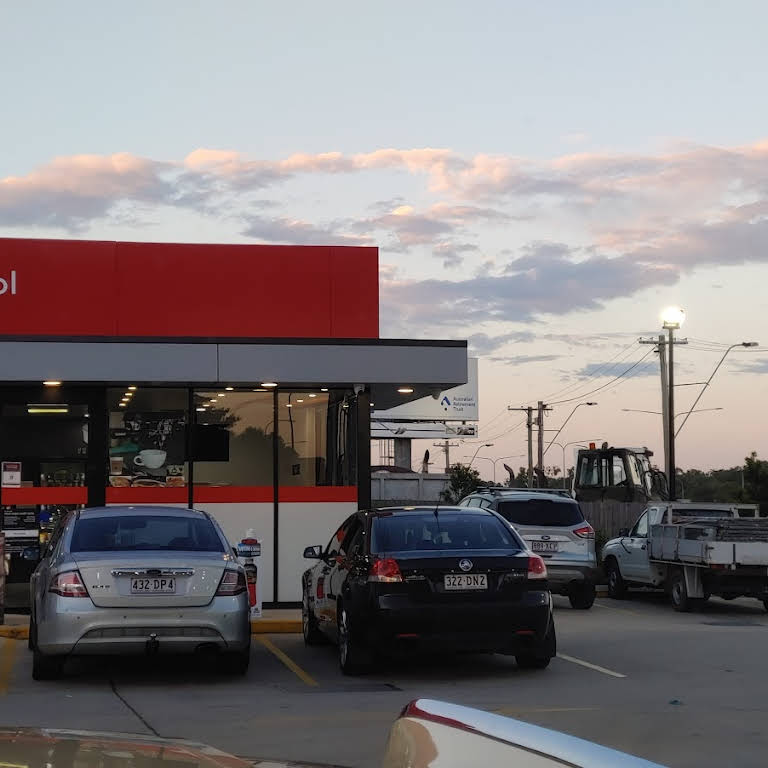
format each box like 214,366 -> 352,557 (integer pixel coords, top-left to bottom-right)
497,500 -> 584,527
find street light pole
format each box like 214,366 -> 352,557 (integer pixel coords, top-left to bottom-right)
675,342 -> 758,437
467,443 -> 494,467
543,402 -> 597,458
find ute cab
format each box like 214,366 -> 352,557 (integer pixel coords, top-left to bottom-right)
573,444 -> 665,504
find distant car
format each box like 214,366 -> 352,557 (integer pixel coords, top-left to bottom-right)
301,506 -> 555,674
458,489 -> 598,609
29,506 -> 250,680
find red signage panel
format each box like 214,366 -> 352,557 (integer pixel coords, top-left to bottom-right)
0,238 -> 379,339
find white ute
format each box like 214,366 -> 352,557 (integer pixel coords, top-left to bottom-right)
602,503 -> 768,611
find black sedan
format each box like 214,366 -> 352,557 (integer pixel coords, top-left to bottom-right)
301,506 -> 555,674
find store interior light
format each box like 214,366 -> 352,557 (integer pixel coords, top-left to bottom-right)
196,407 -> 206,412
121,397 -> 130,402
43,380 -> 62,387
261,382 -> 278,388
309,393 -> 317,398
217,393 -> 226,398
225,386 -> 234,391
321,388 -> 328,392
253,388 -> 267,392
124,392 -> 133,397
286,403 -> 293,408
128,385 -> 137,391
397,387 -> 414,394
119,402 -> 127,407
297,399 -> 304,403
28,407 -> 69,414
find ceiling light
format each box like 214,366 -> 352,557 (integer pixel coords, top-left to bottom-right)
128,386 -> 137,391
321,388 -> 328,392
124,392 -> 133,397
297,399 -> 304,403
28,407 -> 69,414
209,399 -> 218,404
397,387 -> 414,394
261,382 -> 278,388
225,386 -> 234,391
196,407 -> 206,412
121,397 -> 130,402
286,403 -> 293,408
253,388 -> 267,392
218,393 -> 226,398
119,403 -> 127,407
309,393 -> 317,398
43,380 -> 61,387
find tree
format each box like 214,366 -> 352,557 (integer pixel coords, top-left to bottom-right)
440,463 -> 483,503
743,452 -> 768,512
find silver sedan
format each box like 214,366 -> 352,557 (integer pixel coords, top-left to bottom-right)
29,505 -> 250,680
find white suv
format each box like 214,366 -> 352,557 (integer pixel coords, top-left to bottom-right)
459,489 -> 598,609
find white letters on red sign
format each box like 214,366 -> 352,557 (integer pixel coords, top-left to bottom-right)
0,271 -> 17,296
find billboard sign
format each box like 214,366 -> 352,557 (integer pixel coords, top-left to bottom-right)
371,421 -> 477,440
372,358 -> 478,422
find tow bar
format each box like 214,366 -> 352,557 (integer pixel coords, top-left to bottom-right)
146,632 -> 160,655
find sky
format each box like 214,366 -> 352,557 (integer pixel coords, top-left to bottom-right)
2,1 -> 768,473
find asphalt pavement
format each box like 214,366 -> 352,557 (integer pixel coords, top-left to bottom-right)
0,594 -> 767,767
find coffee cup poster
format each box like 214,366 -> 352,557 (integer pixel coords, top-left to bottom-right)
109,411 -> 187,487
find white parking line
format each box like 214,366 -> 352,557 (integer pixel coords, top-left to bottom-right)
557,653 -> 626,678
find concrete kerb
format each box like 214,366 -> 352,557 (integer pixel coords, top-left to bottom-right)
0,617 -> 303,640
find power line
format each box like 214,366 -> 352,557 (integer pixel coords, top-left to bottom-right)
548,347 -> 657,405
532,338 -> 641,405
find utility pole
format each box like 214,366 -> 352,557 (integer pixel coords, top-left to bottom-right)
508,406 -> 535,487
537,401 -> 545,483
432,440 -> 458,473
641,321 -> 687,498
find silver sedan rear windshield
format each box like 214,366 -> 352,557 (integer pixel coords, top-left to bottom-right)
70,515 -> 225,552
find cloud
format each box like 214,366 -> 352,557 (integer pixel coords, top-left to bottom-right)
0,153 -> 174,231
241,214 -> 372,246
467,331 -> 536,355
432,242 -> 479,268
576,361 -> 658,378
489,353 -> 562,365
733,358 -> 768,374
381,240 -> 679,332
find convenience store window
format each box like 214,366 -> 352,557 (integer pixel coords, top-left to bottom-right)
107,388 -> 189,491
277,391 -> 355,486
192,390 -> 274,487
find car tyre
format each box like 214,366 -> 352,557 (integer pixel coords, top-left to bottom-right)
338,606 -> 372,676
220,644 -> 250,676
32,649 -> 65,681
568,584 -> 596,610
605,559 -> 627,600
28,616 -> 37,652
302,588 -> 325,646
670,570 -> 692,612
515,621 -> 556,670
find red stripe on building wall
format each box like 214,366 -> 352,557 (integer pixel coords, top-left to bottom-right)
193,486 -> 274,503
2,487 -> 88,505
106,487 -> 189,504
278,486 -> 358,503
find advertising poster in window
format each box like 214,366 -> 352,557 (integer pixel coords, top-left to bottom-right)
109,411 -> 187,489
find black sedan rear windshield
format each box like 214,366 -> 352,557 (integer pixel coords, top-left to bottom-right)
497,500 -> 584,527
70,515 -> 225,552
371,512 -> 520,552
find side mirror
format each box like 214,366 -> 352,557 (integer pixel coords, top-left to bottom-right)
22,546 -> 40,562
303,545 -> 323,559
618,528 -> 630,537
